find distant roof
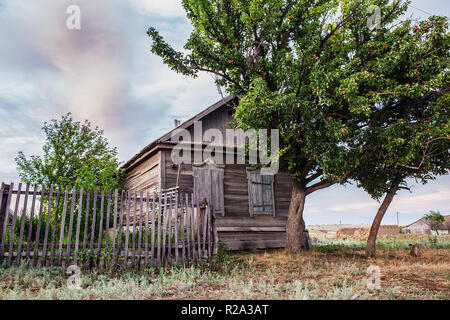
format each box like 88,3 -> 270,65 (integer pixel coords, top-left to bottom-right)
406,215 -> 450,227
122,96 -> 235,171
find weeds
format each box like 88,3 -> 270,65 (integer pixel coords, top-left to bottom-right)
0,237 -> 448,300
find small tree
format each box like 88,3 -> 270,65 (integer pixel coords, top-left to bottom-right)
15,113 -> 123,190
15,113 -> 124,243
424,211 -> 445,235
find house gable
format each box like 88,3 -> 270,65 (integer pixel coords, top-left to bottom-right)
122,96 -> 236,173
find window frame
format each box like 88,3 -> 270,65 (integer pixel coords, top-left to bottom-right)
246,169 -> 276,218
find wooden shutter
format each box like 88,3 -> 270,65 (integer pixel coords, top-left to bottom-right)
193,161 -> 225,216
247,170 -> 275,217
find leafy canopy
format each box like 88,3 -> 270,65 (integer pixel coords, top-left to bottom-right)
15,113 -> 124,191
147,0 -> 448,197
351,15 -> 449,199
424,211 -> 446,233
148,0 -> 442,192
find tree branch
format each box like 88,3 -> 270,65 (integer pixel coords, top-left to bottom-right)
306,170 -> 353,195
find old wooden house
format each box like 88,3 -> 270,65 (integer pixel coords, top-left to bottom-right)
121,96 -> 295,250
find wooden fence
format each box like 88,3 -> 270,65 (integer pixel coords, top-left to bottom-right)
0,182 -> 216,268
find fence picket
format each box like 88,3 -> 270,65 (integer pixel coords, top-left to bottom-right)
131,191 -> 137,266
41,184 -> 54,266
49,186 -> 62,265
180,194 -> 185,265
0,183 -> 14,265
185,194 -> 192,262
15,183 -> 30,264
105,190 -> 112,250
73,186 -> 84,264
174,192 -> 179,264
89,189 -> 98,252
65,187 -> 77,267
202,203 -> 208,257
151,192 -> 156,265
207,205 -> 212,259
57,187 -> 69,266
8,183 -> 22,265
137,191 -> 144,266
124,191 -> 132,264
33,185 -> 46,267
82,189 -> 91,251
190,193 -> 197,263
25,185 -> 38,263
111,190 -> 119,254
157,191 -> 162,267
168,193 -> 173,265
97,190 -> 105,257
115,190 -> 125,263
144,192 -> 150,265
195,195 -> 201,262
162,193 -> 167,265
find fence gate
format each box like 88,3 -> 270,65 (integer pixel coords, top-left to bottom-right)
0,182 -> 216,268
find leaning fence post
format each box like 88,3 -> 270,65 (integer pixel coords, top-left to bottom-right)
0,184 -> 10,249
198,198 -> 207,259
211,209 -> 218,259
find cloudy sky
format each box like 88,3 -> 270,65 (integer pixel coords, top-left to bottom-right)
0,0 -> 448,225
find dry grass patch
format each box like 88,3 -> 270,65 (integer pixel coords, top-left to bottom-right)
0,243 -> 448,300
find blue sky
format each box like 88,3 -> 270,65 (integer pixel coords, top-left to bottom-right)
0,0 -> 448,225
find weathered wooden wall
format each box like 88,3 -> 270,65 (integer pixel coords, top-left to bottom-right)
122,152 -> 160,194
184,104 -> 236,140
161,148 -> 293,250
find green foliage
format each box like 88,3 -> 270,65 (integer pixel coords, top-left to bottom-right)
427,235 -> 438,247
15,113 -> 124,190
425,211 -> 445,224
13,114 -> 124,246
424,211 -> 446,234
147,0 -> 448,199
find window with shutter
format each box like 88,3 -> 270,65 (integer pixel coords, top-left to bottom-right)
247,170 -> 276,217
193,159 -> 225,216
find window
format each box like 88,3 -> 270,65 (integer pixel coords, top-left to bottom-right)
247,170 -> 275,217
193,159 -> 225,216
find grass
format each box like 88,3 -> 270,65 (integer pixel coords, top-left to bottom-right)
0,236 -> 449,300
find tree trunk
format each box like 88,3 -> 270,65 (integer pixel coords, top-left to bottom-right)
365,178 -> 401,258
286,180 -> 307,253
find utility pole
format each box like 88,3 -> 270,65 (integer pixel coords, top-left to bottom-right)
396,212 -> 399,226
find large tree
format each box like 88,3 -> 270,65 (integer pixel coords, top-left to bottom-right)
147,0 -> 448,252
350,16 -> 449,257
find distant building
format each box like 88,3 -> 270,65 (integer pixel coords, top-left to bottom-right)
403,215 -> 450,234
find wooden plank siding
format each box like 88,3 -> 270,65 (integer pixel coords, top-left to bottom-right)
124,149 -> 293,251
161,149 -> 293,250
122,152 -> 160,195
